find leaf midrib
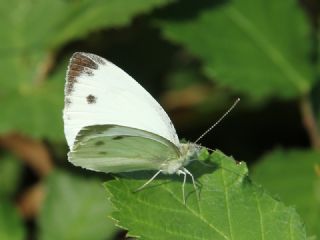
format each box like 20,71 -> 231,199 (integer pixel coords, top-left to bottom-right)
225,5 -> 309,93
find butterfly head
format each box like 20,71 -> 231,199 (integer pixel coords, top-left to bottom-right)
179,143 -> 201,163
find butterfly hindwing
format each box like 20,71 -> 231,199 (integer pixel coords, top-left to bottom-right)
69,125 -> 181,173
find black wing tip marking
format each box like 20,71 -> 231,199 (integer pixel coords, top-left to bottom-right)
70,52 -> 106,69
65,52 -> 107,96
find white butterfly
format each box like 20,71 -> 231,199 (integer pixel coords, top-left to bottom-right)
63,52 -> 239,203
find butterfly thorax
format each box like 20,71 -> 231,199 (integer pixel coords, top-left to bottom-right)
160,143 -> 200,174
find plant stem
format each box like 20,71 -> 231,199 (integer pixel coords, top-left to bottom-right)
299,94 -> 320,149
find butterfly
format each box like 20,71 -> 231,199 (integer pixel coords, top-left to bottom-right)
63,52 -> 239,203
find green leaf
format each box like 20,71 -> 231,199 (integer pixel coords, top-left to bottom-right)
252,149 -> 320,238
159,0 -> 314,102
0,0 -> 176,89
38,170 -> 117,240
0,154 -> 22,198
0,0 -> 174,140
0,64 -> 65,140
105,150 -> 307,240
0,200 -> 25,240
1,0 -> 176,52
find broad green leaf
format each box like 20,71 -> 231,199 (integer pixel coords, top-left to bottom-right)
252,149 -> 320,238
0,154 -> 22,198
1,0 -> 176,53
105,150 -> 307,240
0,200 -> 25,240
0,0 -> 175,89
38,170 -> 117,240
0,0 -> 174,140
0,64 -> 65,140
159,0 -> 314,102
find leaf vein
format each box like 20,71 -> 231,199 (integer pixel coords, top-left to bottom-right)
289,211 -> 294,240
254,193 -> 265,240
221,168 -> 233,239
161,184 -> 230,240
225,6 -> 308,93
129,216 -> 203,240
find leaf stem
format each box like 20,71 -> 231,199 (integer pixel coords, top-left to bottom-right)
299,94 -> 320,149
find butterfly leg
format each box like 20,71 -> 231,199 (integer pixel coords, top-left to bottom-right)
177,169 -> 187,204
135,169 -> 163,192
183,168 -> 199,201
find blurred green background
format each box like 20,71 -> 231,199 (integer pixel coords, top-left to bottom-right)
0,0 -> 320,239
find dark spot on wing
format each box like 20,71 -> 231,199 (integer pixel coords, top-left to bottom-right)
95,141 -> 104,146
112,136 -> 124,140
86,94 -> 96,104
65,52 -> 106,95
99,151 -> 108,155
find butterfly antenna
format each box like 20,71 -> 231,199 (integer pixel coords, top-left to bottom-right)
198,144 -> 215,152
194,98 -> 240,144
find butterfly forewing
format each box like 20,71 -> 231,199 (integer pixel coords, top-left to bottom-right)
69,125 -> 181,173
63,52 -> 179,149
